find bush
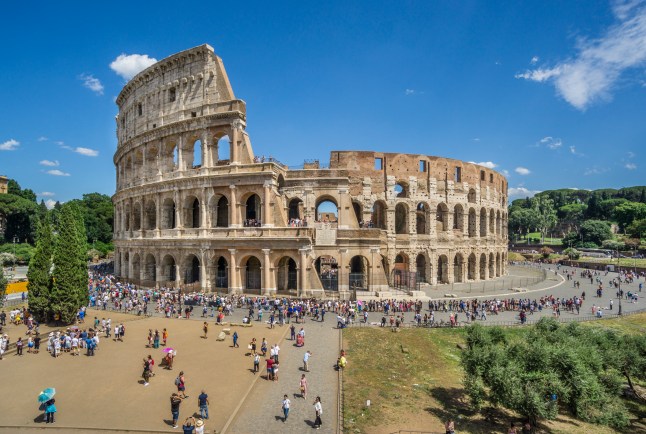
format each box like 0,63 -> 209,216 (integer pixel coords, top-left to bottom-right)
540,246 -> 555,258
0,243 -> 35,264
578,241 -> 599,249
563,247 -> 581,260
0,252 -> 16,266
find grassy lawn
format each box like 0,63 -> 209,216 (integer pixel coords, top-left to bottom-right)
343,318 -> 646,433
514,232 -> 563,245
573,258 -> 646,268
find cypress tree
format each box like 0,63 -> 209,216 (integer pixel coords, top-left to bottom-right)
50,203 -> 88,324
27,213 -> 54,321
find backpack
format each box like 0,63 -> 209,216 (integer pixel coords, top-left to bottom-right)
175,376 -> 181,386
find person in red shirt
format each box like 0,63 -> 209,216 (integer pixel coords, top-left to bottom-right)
266,358 -> 274,381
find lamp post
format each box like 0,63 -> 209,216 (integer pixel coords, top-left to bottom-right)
12,236 -> 18,271
617,247 -> 622,316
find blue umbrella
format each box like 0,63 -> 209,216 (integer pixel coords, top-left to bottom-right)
38,388 -> 55,403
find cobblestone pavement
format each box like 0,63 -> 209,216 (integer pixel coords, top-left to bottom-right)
226,317 -> 340,434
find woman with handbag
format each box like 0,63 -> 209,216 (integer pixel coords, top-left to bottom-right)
313,396 -> 323,429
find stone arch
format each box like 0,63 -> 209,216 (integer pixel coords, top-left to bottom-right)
453,204 -> 464,232
188,138 -> 202,169
277,174 -> 286,191
371,200 -> 387,229
453,253 -> 464,283
394,181 -> 408,198
133,201 -> 142,230
131,253 -> 141,280
244,193 -> 262,225
395,203 -> 409,234
125,156 -> 133,184
144,199 -> 156,230
436,203 -> 449,232
416,202 -> 430,234
468,253 -> 477,280
437,255 -> 449,284
315,255 -> 338,291
216,135 -> 230,163
352,201 -> 363,226
123,252 -> 129,278
124,202 -> 131,231
242,255 -> 262,291
146,144 -> 159,177
416,253 -> 427,282
489,209 -> 495,234
276,256 -> 298,292
349,255 -> 369,290
182,254 -> 200,284
143,253 -> 156,282
161,139 -> 179,172
161,254 -> 177,282
214,256 -> 229,289
480,208 -> 487,237
479,253 -> 487,280
161,197 -> 176,229
315,196 -> 338,222
288,198 -> 304,221
183,195 -> 200,228
133,149 -> 144,180
468,207 -> 477,237
496,252 -> 501,277
468,188 -> 476,203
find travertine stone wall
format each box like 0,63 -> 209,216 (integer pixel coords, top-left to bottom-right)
113,45 -> 508,298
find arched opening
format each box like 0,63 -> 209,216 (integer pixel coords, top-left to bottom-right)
244,256 -> 262,291
123,252 -> 129,279
133,202 -> 142,230
146,145 -> 158,177
172,145 -> 179,170
315,198 -> 338,223
276,256 -> 298,292
394,182 -> 408,198
131,253 -> 141,280
395,203 -> 408,234
288,198 -> 303,222
144,254 -> 156,282
184,255 -> 200,285
468,188 -> 476,203
437,255 -> 449,284
453,204 -> 464,232
468,208 -> 477,237
416,203 -> 429,234
479,253 -> 487,280
216,135 -> 230,163
480,208 -> 487,237
453,254 -> 464,283
496,211 -> 502,236
468,253 -> 476,280
393,253 -> 415,289
496,252 -> 501,277
192,139 -> 202,168
436,203 -> 449,232
162,198 -> 176,229
489,209 -> 495,234
145,200 -> 156,230
124,206 -> 131,231
416,254 -> 427,283
215,256 -> 228,289
349,255 -> 369,290
244,194 -> 261,226
183,196 -> 200,228
277,175 -> 286,191
134,150 -> 144,180
161,255 -> 176,283
371,201 -> 387,230
352,201 -> 363,227
125,157 -> 133,184
315,255 -> 338,291
489,253 -> 495,278
214,196 -> 229,227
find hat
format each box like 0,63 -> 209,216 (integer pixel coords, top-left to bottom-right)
196,419 -> 204,427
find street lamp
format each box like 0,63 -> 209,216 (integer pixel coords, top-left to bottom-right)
617,247 -> 622,316
12,236 -> 18,271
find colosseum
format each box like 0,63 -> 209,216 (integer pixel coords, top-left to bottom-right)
112,44 -> 508,298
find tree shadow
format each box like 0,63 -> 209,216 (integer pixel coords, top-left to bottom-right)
425,387 -> 509,431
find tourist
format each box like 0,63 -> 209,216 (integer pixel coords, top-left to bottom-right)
300,373 -> 308,399
313,396 -> 323,429
142,357 -> 151,386
232,331 -> 239,348
176,371 -> 188,398
147,354 -> 155,376
33,334 -> 40,354
194,418 -> 205,434
253,353 -> 260,373
250,337 -> 257,356
290,324 -> 296,340
44,398 -> 57,424
202,322 -> 208,339
163,328 -> 168,345
266,357 -> 274,380
445,418 -> 455,434
147,329 -> 154,347
260,338 -> 267,356
153,329 -> 160,348
281,394 -> 291,422
182,416 -> 196,433
508,422 -> 518,434
274,343 -> 280,363
16,337 -> 23,355
303,350 -> 312,372
198,389 -> 209,419
27,336 -> 34,353
170,393 -> 183,429
273,360 -> 280,382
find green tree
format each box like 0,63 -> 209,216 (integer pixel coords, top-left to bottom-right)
50,203 -> 88,324
509,207 -> 539,241
558,203 -> 587,232
579,220 -> 613,246
627,218 -> 646,239
68,193 -> 114,245
613,202 -> 646,231
0,193 -> 39,244
0,266 -> 7,308
27,214 -> 54,321
531,195 -> 557,244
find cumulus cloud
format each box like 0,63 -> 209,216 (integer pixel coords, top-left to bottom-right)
539,136 -> 562,149
46,169 -> 71,177
0,139 -> 19,151
530,55 -> 540,64
110,53 -> 158,80
469,161 -> 498,169
44,199 -> 57,209
626,162 -> 637,169
515,1 -> 646,109
501,169 -> 510,177
40,192 -> 55,197
74,147 -> 99,157
508,186 -> 541,200
39,159 -> 59,167
515,167 -> 531,175
79,73 -> 104,95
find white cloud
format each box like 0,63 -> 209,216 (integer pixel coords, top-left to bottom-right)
405,89 -> 415,95
46,169 -> 71,177
530,55 -> 539,64
539,136 -> 562,149
79,73 -> 104,95
627,151 -> 636,158
469,161 -> 498,169
625,162 -> 637,169
0,139 -> 19,151
39,159 -> 59,167
584,166 -> 610,175
569,146 -> 577,154
508,187 -> 541,200
110,53 -> 158,80
515,2 -> 646,110
44,199 -> 57,209
40,192 -> 55,197
472,138 -> 480,142
501,169 -> 510,177
37,136 -> 48,142
74,147 -> 99,157
515,166 -> 531,175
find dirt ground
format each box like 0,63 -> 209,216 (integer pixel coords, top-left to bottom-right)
0,309 -> 285,433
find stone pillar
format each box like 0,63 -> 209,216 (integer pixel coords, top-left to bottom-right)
128,251 -> 134,280
142,146 -> 147,180
229,185 -> 240,227
140,196 -> 145,233
263,180 -> 274,227
174,263 -> 181,288
155,264 -> 163,285
230,124 -> 239,165
129,198 -> 134,237
200,188 -> 208,229
156,193 -> 162,233
261,249 -> 275,295
338,248 -> 348,293
299,248 -> 309,296
114,249 -> 121,276
338,188 -> 349,229
157,139 -> 163,175
175,191 -> 183,229
201,131 -> 210,168
200,250 -> 208,291
228,249 -> 241,293
177,135 -> 185,172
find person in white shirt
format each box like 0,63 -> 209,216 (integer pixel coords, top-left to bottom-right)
274,344 -> 280,363
313,396 -> 323,429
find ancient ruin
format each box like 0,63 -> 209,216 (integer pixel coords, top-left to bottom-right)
112,44 -> 508,298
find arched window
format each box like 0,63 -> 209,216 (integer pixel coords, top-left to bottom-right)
315,198 -> 338,223
480,209 -> 487,237
468,208 -> 477,237
394,182 -> 408,198
395,203 -> 408,234
371,201 -> 387,229
468,189 -> 476,203
436,204 -> 449,232
453,204 -> 464,232
245,194 -> 262,226
162,198 -> 176,229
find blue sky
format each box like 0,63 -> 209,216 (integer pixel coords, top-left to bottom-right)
1,0 -> 645,206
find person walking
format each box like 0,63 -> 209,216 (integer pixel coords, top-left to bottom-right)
281,394 -> 291,422
299,374 -> 308,399
170,393 -> 183,429
163,328 -> 168,345
232,331 -> 239,348
445,418 -> 455,434
313,396 -> 323,429
202,322 -> 208,339
198,390 -> 209,420
176,371 -> 188,398
142,357 -> 151,386
45,398 -> 57,424
253,353 -> 260,374
303,350 -> 312,372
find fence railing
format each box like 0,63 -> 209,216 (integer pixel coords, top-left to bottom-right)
424,269 -> 547,294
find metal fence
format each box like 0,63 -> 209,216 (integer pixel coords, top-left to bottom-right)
424,269 -> 547,294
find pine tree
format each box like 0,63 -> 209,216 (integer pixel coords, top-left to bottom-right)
50,203 -> 88,324
27,213 -> 54,321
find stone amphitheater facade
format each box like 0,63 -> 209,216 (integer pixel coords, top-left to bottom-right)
113,44 -> 508,298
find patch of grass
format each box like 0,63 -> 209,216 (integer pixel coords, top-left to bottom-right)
573,258 -> 646,268
580,312 -> 646,335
